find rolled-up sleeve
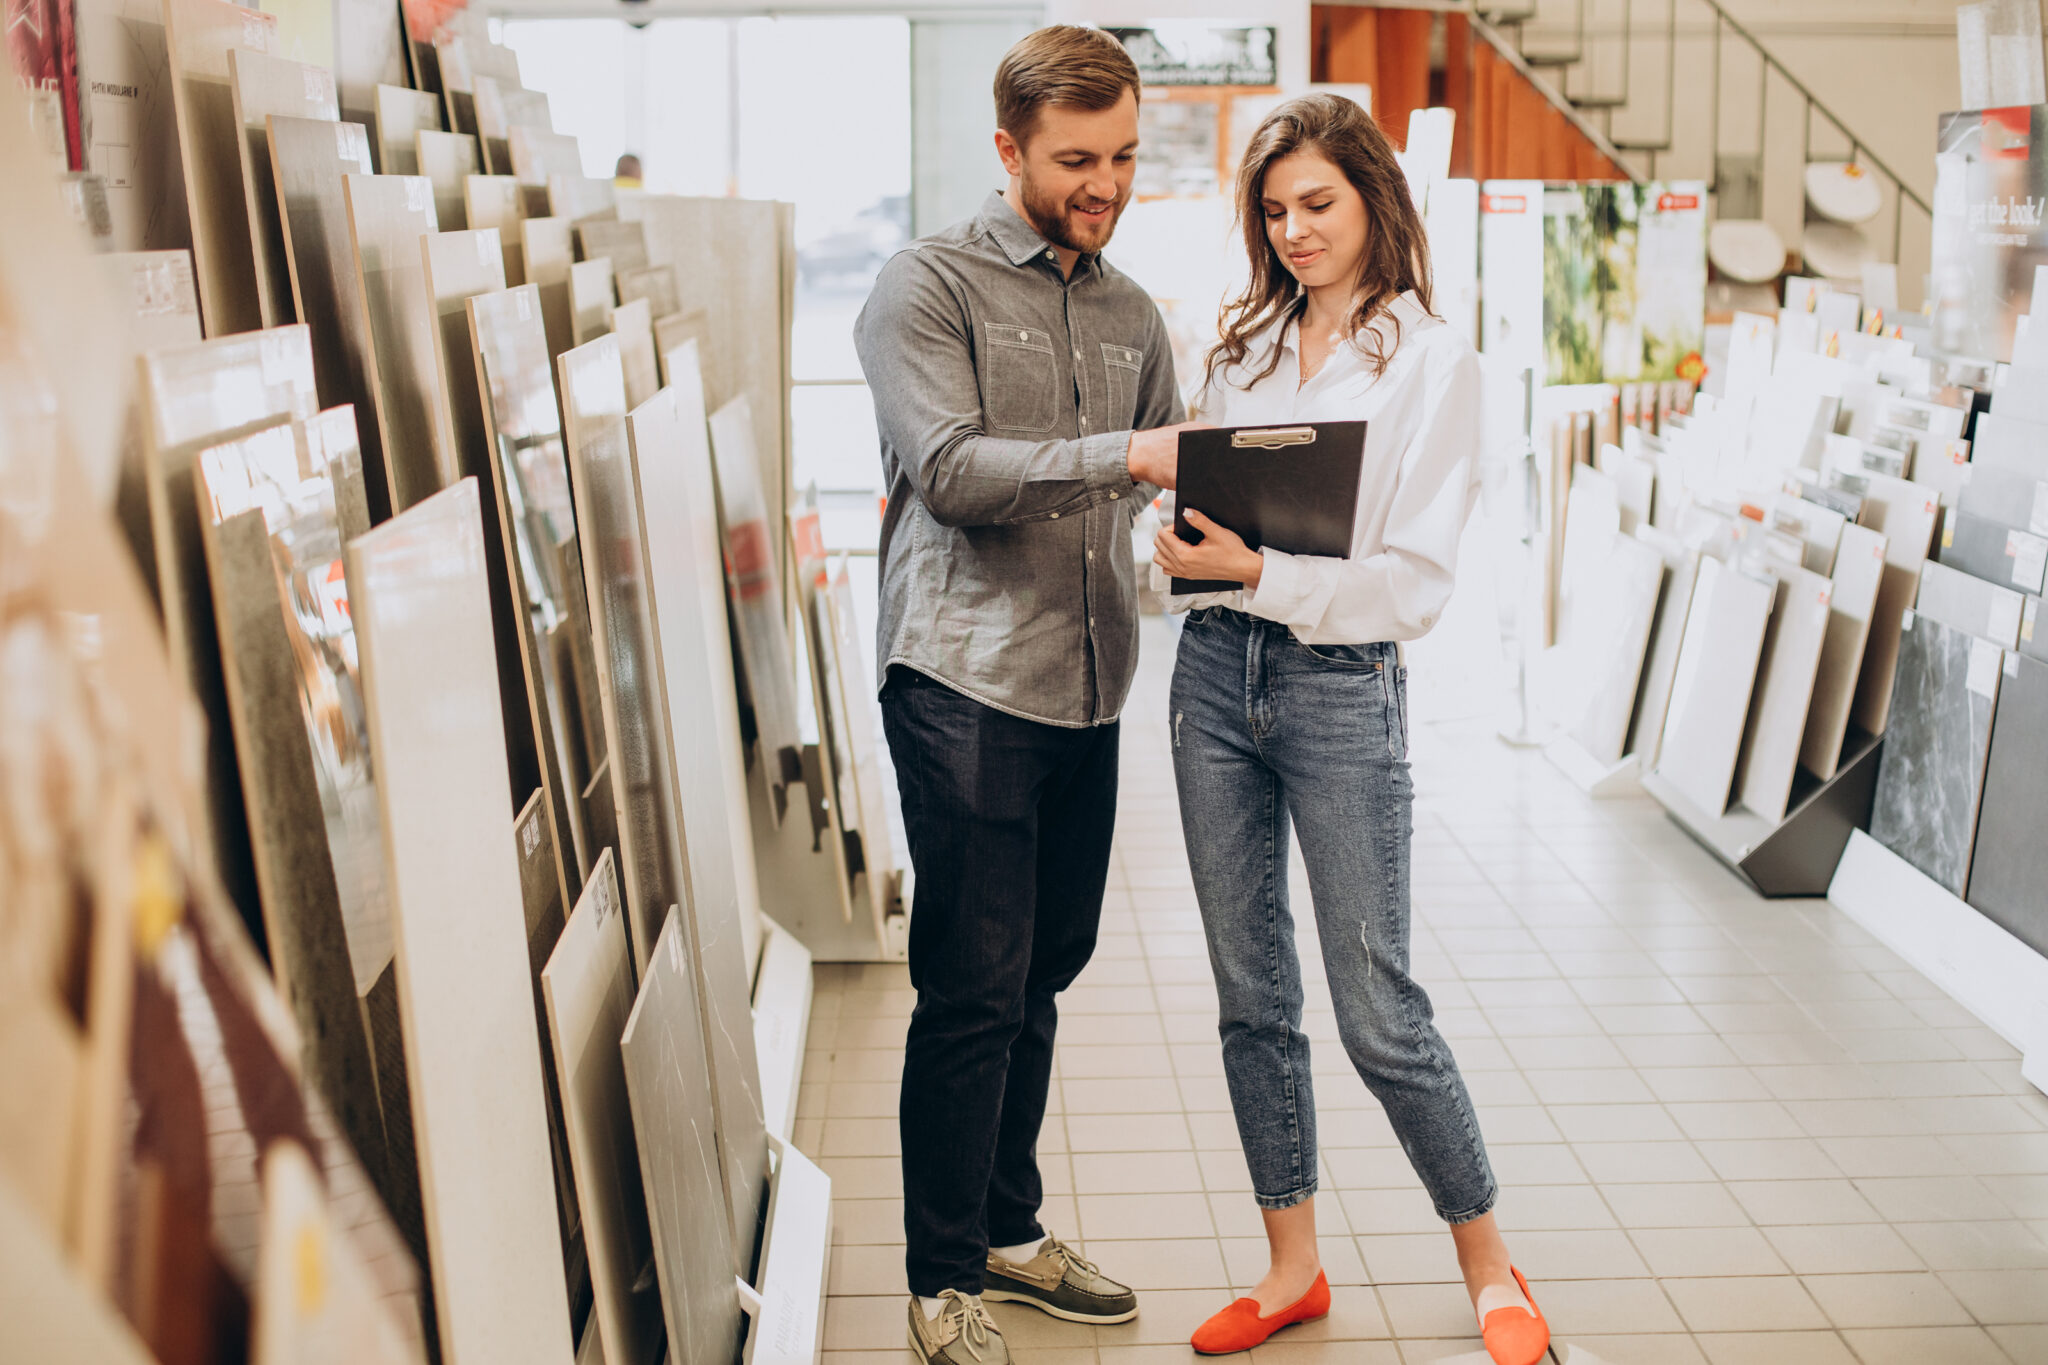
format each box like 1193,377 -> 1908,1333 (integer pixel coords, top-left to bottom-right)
855,251 -> 1146,529
1244,342 -> 1482,643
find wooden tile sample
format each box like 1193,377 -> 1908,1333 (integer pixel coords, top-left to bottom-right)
164,0 -> 280,335
1851,474 -> 1942,735
551,176 -> 617,225
1733,565 -> 1834,823
577,219 -> 647,271
511,125 -> 582,186
1800,522 -> 1888,780
709,393 -> 805,816
347,477 -> 575,1365
1868,611 -> 2002,897
466,175 -> 527,283
253,1142 -> 414,1365
343,171 -> 447,511
570,257 -> 616,345
1566,532 -> 1665,765
620,908 -> 743,1365
420,229 -> 505,518
609,297 -> 658,409
415,129 -> 479,230
653,308 -> 713,389
469,283 -> 596,901
372,84 -> 439,176
618,265 -> 678,320
1942,510 -> 2048,595
1654,556 -> 1775,817
559,334 -> 689,972
267,114 -> 389,518
542,852 -> 665,1365
470,73 -> 511,175
1966,650 -> 2048,957
828,554 -> 898,925
226,49 -> 335,328
625,348 -> 771,1269
334,0 -> 408,150
522,215 -> 575,361
433,35 -> 477,136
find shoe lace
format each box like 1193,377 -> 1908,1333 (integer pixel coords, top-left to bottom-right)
1040,1236 -> 1102,1284
936,1290 -> 996,1360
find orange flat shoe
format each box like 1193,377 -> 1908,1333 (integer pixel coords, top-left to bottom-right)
1189,1271 -> 1330,1355
1479,1266 -> 1550,1365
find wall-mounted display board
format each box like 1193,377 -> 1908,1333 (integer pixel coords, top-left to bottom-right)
334,0 -> 409,155
570,256 -> 616,345
542,851 -> 665,1365
466,174 -> 528,283
163,0 -> 280,336
374,81 -> 441,175
268,114 -> 390,518
1541,183 -> 1709,386
1106,24 -> 1277,85
343,171 -> 448,511
416,128 -> 478,229
75,0 -> 191,252
469,283 -> 601,903
624,358 -> 772,1271
348,478 -> 575,1365
226,49 -> 335,328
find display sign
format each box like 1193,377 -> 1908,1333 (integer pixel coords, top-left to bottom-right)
1536,182 -> 1707,386
1106,24 -> 1277,87
1932,104 -> 2048,363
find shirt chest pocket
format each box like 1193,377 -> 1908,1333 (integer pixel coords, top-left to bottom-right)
1102,343 -> 1143,432
982,322 -> 1058,433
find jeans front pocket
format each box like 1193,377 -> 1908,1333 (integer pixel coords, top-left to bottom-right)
983,322 -> 1058,432
1293,639 -> 1382,670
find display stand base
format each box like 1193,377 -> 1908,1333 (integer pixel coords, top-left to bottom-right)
1544,734 -> 1642,797
738,1133 -> 832,1365
752,918 -> 813,1142
1639,728 -> 1882,897
747,745 -> 907,964
1829,831 -> 2048,1097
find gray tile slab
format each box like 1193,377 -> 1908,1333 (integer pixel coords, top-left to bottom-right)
1916,559 -> 2024,650
1868,610 -> 2002,897
1940,510 -> 2048,596
1965,650 -> 2048,958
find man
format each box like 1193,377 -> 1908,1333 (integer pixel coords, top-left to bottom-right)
853,24 -> 1193,1365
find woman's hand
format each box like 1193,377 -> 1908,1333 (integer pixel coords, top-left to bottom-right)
1152,510 -> 1263,591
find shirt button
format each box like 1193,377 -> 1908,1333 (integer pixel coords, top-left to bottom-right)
1089,616 -> 1095,627
1422,615 -> 1434,627
1017,330 -> 1028,341
1087,549 -> 1095,561
1045,250 -> 1055,261
1109,491 -> 1119,500
1050,511 -> 1059,519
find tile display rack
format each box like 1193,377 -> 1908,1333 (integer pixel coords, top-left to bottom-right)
749,751 -> 909,965
1829,830 -> 2048,1098
738,1134 -> 832,1365
1639,727 -> 1883,897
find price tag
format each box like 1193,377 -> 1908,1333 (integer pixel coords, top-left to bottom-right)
1967,638 -> 2001,698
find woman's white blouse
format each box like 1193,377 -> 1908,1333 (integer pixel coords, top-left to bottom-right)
1165,290 -> 1483,646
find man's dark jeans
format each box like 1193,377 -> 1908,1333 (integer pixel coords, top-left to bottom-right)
880,666 -> 1119,1297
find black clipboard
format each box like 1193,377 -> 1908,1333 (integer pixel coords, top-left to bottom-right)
1169,421 -> 1367,594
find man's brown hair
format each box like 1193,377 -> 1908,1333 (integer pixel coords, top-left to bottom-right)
993,26 -> 1142,147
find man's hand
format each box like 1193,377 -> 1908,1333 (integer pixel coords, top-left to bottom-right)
1127,421 -> 1210,490
1152,509 -> 1263,591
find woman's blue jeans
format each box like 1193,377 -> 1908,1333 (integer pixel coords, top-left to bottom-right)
1170,607 -> 1498,1223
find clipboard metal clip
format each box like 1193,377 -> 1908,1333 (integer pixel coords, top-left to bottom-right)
1231,426 -> 1317,449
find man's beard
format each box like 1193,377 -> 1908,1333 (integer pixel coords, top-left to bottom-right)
1019,173 -> 1126,254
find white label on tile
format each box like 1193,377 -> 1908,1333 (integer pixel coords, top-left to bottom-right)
2032,481 -> 2048,538
1989,590 -> 2024,647
2006,650 -> 2021,677
2009,531 -> 2048,590
1969,639 -> 2001,697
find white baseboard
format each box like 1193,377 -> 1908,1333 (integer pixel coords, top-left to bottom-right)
1544,733 -> 1643,798
740,1134 -> 832,1365
1828,830 -> 2048,1095
752,918 -> 813,1142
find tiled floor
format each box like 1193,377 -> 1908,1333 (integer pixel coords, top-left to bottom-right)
800,621 -> 2048,1365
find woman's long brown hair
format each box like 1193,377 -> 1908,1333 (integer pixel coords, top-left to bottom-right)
1204,93 -> 1435,393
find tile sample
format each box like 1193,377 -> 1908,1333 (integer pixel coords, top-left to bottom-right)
626,348 -> 772,1268
542,851 -> 665,1365
334,0 -> 408,151
415,128 -> 478,230
1800,522 -> 1889,779
620,907 -> 744,1365
470,72 -> 511,175
789,497 -> 860,908
617,264 -> 678,320
347,477 -> 575,1365
1941,509 -> 2048,595
514,787 -> 581,1251
511,125 -> 581,187
522,214 -> 575,361
653,307 -> 712,388
343,172 -> 447,511
828,554 -> 898,926
1966,650 -> 2048,957
465,173 -> 527,283
372,82 -> 439,175
433,34 -> 477,136
709,393 -> 805,820
226,48 -> 335,328
1768,493 -> 1845,575
1626,525 -> 1699,769
577,219 -> 647,272
1851,474 -> 1942,734
570,256 -> 615,345
559,334 -> 688,971
1971,410 -> 2048,478
469,283 -> 598,899
75,0 -> 190,253
1958,459 -> 2048,536
1868,611 -> 2003,897
164,0 -> 280,335
1734,564 -> 1834,822
1567,531 -> 1665,765
253,1141 -> 414,1365
104,249 -> 202,595
1916,559 -> 2024,650
419,228 -> 505,513
267,114 -> 388,518
551,175 -> 617,225
1653,556 -> 1775,816
608,296 -> 658,409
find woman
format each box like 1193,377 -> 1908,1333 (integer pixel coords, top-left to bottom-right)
1148,95 -> 1547,1365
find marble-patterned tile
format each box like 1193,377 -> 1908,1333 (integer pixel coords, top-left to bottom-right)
1868,611 -> 2001,896
1941,510 -> 2048,596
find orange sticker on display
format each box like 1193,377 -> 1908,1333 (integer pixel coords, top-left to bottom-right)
1656,193 -> 1699,211
1482,195 -> 1527,214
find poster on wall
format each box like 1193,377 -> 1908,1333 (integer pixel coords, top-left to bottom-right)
1107,25 -> 1276,87
1134,99 -> 1219,198
1537,182 -> 1706,386
1931,104 -> 2048,363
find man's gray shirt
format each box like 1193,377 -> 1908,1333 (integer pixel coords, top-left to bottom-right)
854,192 -> 1184,728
